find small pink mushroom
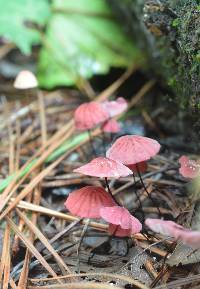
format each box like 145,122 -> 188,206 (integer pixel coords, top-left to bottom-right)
74,157 -> 132,178
145,218 -> 184,236
102,119 -> 120,133
107,135 -> 160,166
65,186 -> 115,218
74,101 -> 109,131
145,218 -> 200,249
101,97 -> 128,117
100,206 -> 142,237
179,155 -> 200,179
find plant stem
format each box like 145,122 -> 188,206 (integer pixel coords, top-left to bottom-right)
105,177 -> 121,206
136,164 -> 161,216
132,174 -> 145,223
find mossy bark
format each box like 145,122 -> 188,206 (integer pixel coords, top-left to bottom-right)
108,0 -> 200,109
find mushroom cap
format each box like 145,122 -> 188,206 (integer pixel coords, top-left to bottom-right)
145,218 -> 184,237
100,206 -> 142,234
74,157 -> 132,178
179,155 -> 200,179
127,161 -> 147,174
145,218 -> 200,249
74,101 -> 109,131
101,97 -> 128,117
102,119 -> 120,133
14,70 -> 38,89
107,135 -> 160,165
65,186 -> 115,218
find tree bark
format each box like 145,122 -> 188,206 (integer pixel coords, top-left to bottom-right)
108,0 -> 200,109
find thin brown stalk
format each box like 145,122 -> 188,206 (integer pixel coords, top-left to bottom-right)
37,91 -> 47,143
29,272 -> 149,289
3,242 -> 10,289
9,278 -> 17,289
28,282 -> 123,289
138,241 -> 167,257
11,198 -> 108,230
5,216 -> 62,283
0,223 -> 10,284
16,209 -> 72,274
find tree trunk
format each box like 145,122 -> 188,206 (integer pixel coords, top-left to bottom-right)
108,0 -> 200,109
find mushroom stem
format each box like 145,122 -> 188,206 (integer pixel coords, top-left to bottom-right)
136,164 -> 161,216
104,177 -> 121,206
87,129 -> 97,157
132,174 -> 145,222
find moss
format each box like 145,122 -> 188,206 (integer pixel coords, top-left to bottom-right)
108,0 -> 200,109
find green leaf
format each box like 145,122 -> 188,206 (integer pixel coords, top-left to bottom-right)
0,0 -> 51,54
0,159 -> 36,192
38,0 -> 140,88
46,132 -> 89,162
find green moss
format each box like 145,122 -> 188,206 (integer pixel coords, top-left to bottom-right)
172,18 -> 179,27
109,0 -> 200,109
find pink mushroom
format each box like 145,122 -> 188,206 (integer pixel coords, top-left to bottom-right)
65,186 -> 115,218
101,97 -> 128,117
74,101 -> 109,131
74,157 -> 132,206
107,135 -> 161,215
102,119 -> 120,133
106,135 -> 160,167
179,155 -> 200,179
100,206 -> 142,237
74,157 -> 132,179
145,218 -> 200,249
145,218 -> 184,236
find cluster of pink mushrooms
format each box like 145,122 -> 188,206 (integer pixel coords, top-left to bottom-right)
12,70 -> 200,250
63,98 -> 200,248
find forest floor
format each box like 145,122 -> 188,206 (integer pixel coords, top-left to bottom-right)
0,67 -> 200,289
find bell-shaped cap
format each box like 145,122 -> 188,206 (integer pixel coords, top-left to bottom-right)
102,119 -> 120,133
65,186 -> 115,218
100,206 -> 142,236
127,161 -> 147,174
145,218 -> 184,236
101,97 -> 128,117
14,70 -> 38,89
74,101 -> 109,131
179,155 -> 200,179
74,157 -> 132,178
145,218 -> 200,249
107,135 -> 160,165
